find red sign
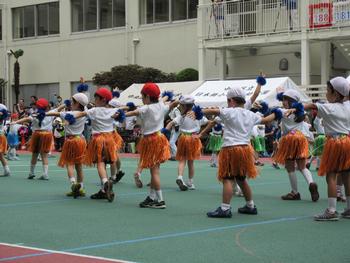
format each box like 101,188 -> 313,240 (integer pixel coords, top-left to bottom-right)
309,3 -> 333,28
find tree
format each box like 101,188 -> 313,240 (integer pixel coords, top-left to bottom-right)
0,79 -> 7,103
11,49 -> 24,103
93,64 -> 175,90
176,68 -> 199,82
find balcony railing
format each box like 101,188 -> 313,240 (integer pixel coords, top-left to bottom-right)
200,0 -> 350,40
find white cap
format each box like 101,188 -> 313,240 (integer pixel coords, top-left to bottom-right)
283,89 -> 300,102
108,98 -> 122,108
179,95 -> 195,105
226,87 -> 246,99
330,76 -> 350,97
0,103 -> 7,111
72,93 -> 89,107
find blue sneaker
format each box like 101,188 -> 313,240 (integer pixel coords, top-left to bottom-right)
238,205 -> 258,215
207,207 -> 232,218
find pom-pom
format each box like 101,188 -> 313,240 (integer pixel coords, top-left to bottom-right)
256,76 -> 267,86
77,83 -> 89,92
276,92 -> 284,101
0,109 -> 9,121
213,123 -> 223,132
126,102 -> 136,111
64,113 -> 76,125
112,91 -> 120,98
114,109 -> 125,123
161,91 -> 174,101
64,99 -> 71,107
161,128 -> 171,140
192,105 -> 203,120
291,102 -> 304,116
258,101 -> 269,115
271,108 -> 283,121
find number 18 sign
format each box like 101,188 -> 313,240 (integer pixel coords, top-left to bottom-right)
309,2 -> 333,28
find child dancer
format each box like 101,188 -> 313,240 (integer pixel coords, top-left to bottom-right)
165,95 -> 208,191
45,93 -> 88,198
307,114 -> 325,170
13,98 -> 57,180
202,87 -> 276,218
0,104 -> 10,177
116,83 -> 176,208
7,113 -> 21,161
75,87 -> 122,202
274,89 -> 319,202
300,77 -> 350,221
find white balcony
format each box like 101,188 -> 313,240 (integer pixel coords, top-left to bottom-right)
199,0 -> 350,46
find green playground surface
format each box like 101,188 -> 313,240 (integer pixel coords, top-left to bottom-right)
0,154 -> 349,263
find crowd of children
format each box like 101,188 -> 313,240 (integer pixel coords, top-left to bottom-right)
0,75 -> 350,222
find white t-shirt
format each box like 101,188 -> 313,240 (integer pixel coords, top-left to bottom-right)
60,111 -> 86,136
125,116 -> 137,131
280,109 -> 307,136
300,122 -> 314,142
313,116 -> 325,134
316,102 -> 350,135
173,115 -> 208,133
29,110 -> 55,131
168,107 -> 181,120
87,107 -> 117,134
219,107 -> 262,147
138,101 -> 170,135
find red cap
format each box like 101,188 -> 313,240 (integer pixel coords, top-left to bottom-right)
95,87 -> 113,102
11,113 -> 19,119
141,83 -> 160,99
36,98 -> 49,109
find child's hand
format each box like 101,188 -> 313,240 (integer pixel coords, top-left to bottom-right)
284,109 -> 296,117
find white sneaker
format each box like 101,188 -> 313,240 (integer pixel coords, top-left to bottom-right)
234,189 -> 244,197
2,171 -> 10,177
38,175 -> 49,180
176,178 -> 188,191
186,182 -> 195,190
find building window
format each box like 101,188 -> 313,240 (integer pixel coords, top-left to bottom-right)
140,0 -> 197,25
71,0 -> 125,32
0,10 -> 2,40
12,2 -> 59,39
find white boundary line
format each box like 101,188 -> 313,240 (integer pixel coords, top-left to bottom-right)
0,243 -> 135,263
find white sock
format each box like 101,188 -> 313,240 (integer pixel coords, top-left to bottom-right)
69,177 -> 76,184
288,172 -> 298,193
4,165 -> 10,173
221,203 -> 231,211
42,165 -> 48,177
156,190 -> 163,202
101,177 -> 108,185
30,164 -> 35,175
177,175 -> 183,181
188,178 -> 193,184
328,197 -> 337,213
149,188 -> 156,200
246,200 -> 255,208
300,168 -> 314,185
347,196 -> 350,210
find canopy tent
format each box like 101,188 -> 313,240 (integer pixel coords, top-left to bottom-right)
190,77 -> 310,108
118,81 -> 203,106
347,75 -> 350,83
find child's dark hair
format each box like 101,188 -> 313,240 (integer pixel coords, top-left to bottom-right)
327,81 -> 345,102
72,97 -> 84,111
231,97 -> 246,105
282,95 -> 297,108
141,92 -> 159,103
181,103 -> 194,115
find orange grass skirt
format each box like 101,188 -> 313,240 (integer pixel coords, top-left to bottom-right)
28,131 -> 53,153
273,131 -> 309,165
137,132 -> 170,169
218,145 -> 258,181
58,136 -> 87,167
176,134 -> 202,161
84,132 -> 118,166
112,130 -> 123,152
318,135 -> 350,176
0,134 -> 7,153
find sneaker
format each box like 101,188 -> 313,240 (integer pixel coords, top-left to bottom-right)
66,189 -> 86,197
139,196 -> 154,208
114,171 -> 125,183
238,205 -> 258,215
207,207 -> 232,218
281,192 -> 301,200
176,178 -> 188,191
210,163 -> 217,168
309,183 -> 319,202
90,190 -> 107,200
28,174 -> 35,180
306,162 -> 311,170
186,182 -> 196,190
337,195 -> 346,202
38,175 -> 49,181
134,173 -> 143,188
71,183 -> 82,199
272,163 -> 280,169
149,200 -> 166,209
103,180 -> 115,202
2,171 -> 10,177
341,209 -> 350,219
254,161 -> 264,166
234,189 -> 244,197
314,209 -> 339,221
